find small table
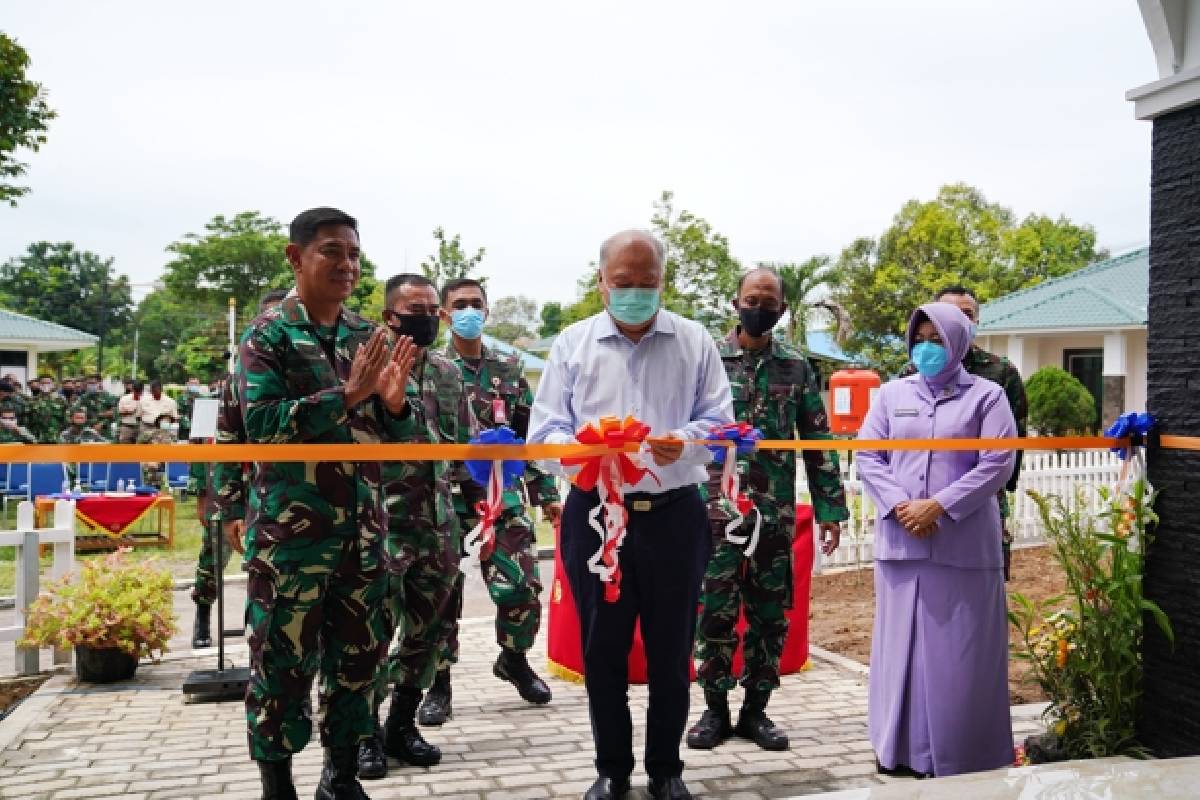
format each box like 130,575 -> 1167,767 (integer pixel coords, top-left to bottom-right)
35,494 -> 176,552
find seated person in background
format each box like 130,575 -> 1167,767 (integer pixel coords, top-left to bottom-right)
138,411 -> 179,487
0,408 -> 36,444
60,407 -> 109,444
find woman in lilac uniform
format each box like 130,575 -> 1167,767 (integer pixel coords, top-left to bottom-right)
856,302 -> 1017,778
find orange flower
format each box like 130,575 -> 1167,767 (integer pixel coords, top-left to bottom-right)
1056,638 -> 1069,668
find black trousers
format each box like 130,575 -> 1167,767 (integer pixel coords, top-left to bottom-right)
561,485 -> 711,782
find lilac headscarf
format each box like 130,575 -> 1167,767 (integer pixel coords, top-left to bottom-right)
905,302 -> 973,388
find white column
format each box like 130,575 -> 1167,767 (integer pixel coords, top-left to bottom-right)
25,349 -> 37,381
1006,335 -> 1037,379
1103,331 -> 1129,377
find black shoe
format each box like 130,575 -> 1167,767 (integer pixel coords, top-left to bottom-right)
734,688 -> 789,751
418,670 -> 452,726
356,726 -> 387,781
383,686 -> 442,767
647,776 -> 692,799
493,649 -> 552,705
875,758 -> 933,779
191,602 -> 212,649
686,691 -> 733,750
256,757 -> 298,800
314,747 -> 369,800
583,776 -> 630,800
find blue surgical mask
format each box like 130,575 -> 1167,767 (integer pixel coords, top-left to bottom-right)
607,288 -> 660,326
450,308 -> 485,340
910,342 -> 948,378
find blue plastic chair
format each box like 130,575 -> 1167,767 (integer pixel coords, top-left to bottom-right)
86,462 -> 109,490
92,462 -> 142,491
166,462 -> 189,495
28,462 -> 67,499
2,462 -> 30,514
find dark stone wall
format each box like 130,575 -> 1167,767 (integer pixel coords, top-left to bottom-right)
1102,375 -> 1125,429
1142,103 -> 1200,756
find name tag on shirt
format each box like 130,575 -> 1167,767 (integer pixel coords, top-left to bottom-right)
893,408 -> 920,417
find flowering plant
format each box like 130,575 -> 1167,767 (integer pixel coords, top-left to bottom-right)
20,549 -> 177,661
1009,478 -> 1172,761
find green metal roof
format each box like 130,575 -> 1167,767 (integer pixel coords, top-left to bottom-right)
0,308 -> 98,346
979,248 -> 1148,333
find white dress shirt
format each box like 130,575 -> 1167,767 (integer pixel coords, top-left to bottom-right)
528,309 -> 734,493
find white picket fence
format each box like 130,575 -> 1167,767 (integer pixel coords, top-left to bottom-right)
0,500 -> 76,675
808,449 -> 1124,572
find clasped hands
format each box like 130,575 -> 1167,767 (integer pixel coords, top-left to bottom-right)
894,498 -> 944,539
344,327 -> 418,415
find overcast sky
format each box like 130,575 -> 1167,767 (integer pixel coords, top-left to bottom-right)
0,1 -> 1159,307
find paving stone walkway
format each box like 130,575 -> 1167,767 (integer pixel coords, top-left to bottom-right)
0,609 -> 1047,800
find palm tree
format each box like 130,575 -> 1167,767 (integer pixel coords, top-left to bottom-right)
768,256 -> 835,348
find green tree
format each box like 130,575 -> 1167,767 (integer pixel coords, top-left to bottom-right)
831,183 -> 1102,375
1025,366 -> 1096,435
651,190 -> 741,330
163,211 -> 290,307
538,301 -> 564,337
561,269 -> 604,327
770,256 -> 834,348
0,34 -> 56,207
420,227 -> 486,287
485,295 -> 539,344
0,242 -> 133,374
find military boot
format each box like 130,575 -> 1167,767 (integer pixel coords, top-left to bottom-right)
417,669 -> 452,725
356,716 -> 387,781
314,746 -> 369,800
734,688 -> 789,751
686,690 -> 732,750
256,757 -> 298,800
191,601 -> 212,649
493,649 -> 552,705
383,686 -> 442,767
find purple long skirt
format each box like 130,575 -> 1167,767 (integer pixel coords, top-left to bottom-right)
868,560 -> 1013,777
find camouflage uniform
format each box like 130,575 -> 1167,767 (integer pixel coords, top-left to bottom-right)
900,344 -> 1028,576
58,425 -> 108,444
237,295 -> 415,762
435,342 -> 560,667
696,332 -> 849,693
76,390 -> 118,435
23,393 -> 67,443
0,393 -> 27,420
0,423 -> 37,444
192,375 -> 247,607
369,352 -> 464,715
137,425 -> 176,486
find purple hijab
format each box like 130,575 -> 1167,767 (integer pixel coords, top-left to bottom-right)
906,302 -> 973,391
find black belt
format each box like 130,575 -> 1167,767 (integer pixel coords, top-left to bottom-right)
577,485 -> 697,513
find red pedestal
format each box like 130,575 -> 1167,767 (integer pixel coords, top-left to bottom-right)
546,503 -> 815,684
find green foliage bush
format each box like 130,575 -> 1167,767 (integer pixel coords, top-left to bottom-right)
1025,366 -> 1095,435
20,549 -> 176,660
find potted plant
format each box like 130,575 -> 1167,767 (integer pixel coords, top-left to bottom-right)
1009,476 -> 1172,762
20,548 -> 177,683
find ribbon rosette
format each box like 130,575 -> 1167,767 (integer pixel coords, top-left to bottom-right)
708,422 -> 764,556
1104,412 -> 1155,461
561,415 -> 656,602
462,426 -> 526,571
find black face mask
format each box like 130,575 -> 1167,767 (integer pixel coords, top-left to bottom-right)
738,306 -> 783,338
388,314 -> 440,347
61,388 -> 75,399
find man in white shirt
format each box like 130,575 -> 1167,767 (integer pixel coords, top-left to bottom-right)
138,380 -> 179,428
117,380 -> 144,443
528,229 -> 733,800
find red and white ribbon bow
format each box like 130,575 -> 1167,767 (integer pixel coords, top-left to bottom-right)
461,459 -> 503,572
720,446 -> 761,557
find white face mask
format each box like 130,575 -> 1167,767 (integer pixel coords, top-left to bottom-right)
159,421 -> 172,430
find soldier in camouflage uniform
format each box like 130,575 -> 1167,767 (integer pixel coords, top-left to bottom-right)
900,286 -> 1028,580
191,290 -> 290,650
24,377 -> 67,443
0,408 -> 36,443
0,380 -> 26,421
416,277 -> 561,726
59,407 -> 109,444
356,274 -> 467,781
237,208 -> 419,800
75,374 -> 117,437
688,267 -> 849,754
